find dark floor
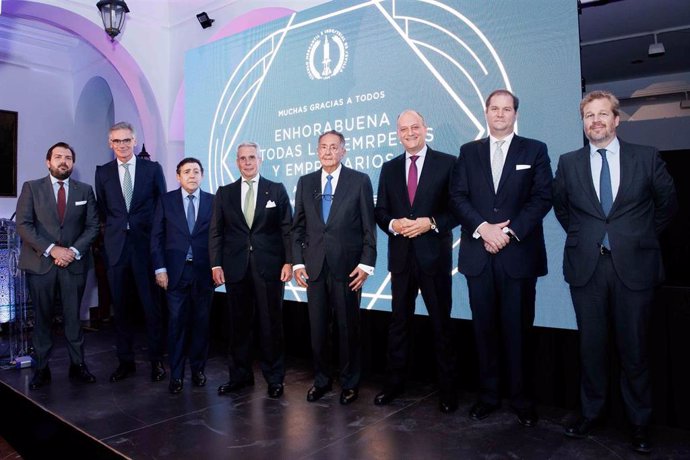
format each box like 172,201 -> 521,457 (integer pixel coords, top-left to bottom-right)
1,325 -> 689,460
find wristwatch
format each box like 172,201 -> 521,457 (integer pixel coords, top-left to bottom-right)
430,217 -> 437,231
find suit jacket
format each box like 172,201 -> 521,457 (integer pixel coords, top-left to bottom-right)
553,139 -> 677,290
375,147 -> 458,275
16,176 -> 99,275
151,188 -> 214,290
450,135 -> 553,278
208,177 -> 292,283
95,158 -> 167,267
292,166 -> 376,281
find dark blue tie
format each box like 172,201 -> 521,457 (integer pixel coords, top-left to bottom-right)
322,175 -> 333,222
186,195 -> 195,259
598,149 -> 612,249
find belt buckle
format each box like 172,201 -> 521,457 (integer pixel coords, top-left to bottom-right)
599,245 -> 610,255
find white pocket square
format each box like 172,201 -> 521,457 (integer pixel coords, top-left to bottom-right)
266,200 -> 277,208
75,200 -> 87,206
516,164 -> 531,170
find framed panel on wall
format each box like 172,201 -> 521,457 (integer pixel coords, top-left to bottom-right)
0,110 -> 18,197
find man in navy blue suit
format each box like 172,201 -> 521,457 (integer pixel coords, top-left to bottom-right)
95,122 -> 167,383
554,91 -> 676,453
450,90 -> 552,427
209,142 -> 293,399
293,130 -> 377,405
151,158 -> 214,394
374,110 -> 459,413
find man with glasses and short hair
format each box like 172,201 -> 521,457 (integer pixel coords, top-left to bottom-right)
95,121 -> 168,384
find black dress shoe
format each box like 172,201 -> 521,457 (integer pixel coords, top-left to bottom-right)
151,361 -> 166,382
217,378 -> 255,395
69,363 -> 96,384
191,371 -> 207,387
631,425 -> 652,454
169,378 -> 183,394
109,361 -> 136,382
374,385 -> 404,406
29,367 -> 51,390
340,388 -> 359,405
306,384 -> 332,402
267,383 -> 284,399
516,407 -> 538,427
469,401 -> 499,420
564,417 -> 598,438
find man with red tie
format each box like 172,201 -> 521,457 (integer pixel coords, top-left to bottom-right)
16,142 -> 99,389
374,110 -> 459,413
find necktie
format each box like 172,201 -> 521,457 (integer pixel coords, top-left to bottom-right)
322,174 -> 333,222
408,155 -> 419,205
244,180 -> 255,227
491,140 -> 505,192
598,148 -> 613,249
186,195 -> 195,260
57,181 -> 66,223
122,163 -> 133,211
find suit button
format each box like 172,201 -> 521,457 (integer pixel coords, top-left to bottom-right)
493,208 -> 498,212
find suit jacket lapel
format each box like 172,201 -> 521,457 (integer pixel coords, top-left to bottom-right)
41,176 -> 60,224
498,136 -> 521,193
478,138 -> 494,193
395,154 -> 411,210
311,171 -> 325,222
612,141 -> 634,216
197,191 -> 212,233
574,146 -> 604,216
254,179 -> 270,223
172,190 -> 191,235
327,166 -> 352,223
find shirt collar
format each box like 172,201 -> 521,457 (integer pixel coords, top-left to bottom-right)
50,175 -> 70,186
181,187 -> 200,200
117,156 -> 136,167
322,163 -> 342,180
406,144 -> 428,159
489,131 -> 515,146
589,137 -> 620,157
241,173 -> 260,184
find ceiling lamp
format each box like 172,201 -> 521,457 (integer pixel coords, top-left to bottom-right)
96,0 -> 130,40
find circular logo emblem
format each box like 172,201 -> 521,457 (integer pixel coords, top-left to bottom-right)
306,29 -> 348,80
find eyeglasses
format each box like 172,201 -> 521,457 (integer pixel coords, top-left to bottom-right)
110,138 -> 133,146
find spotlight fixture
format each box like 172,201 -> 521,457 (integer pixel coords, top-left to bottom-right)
648,33 -> 665,57
96,0 -> 130,40
196,12 -> 215,29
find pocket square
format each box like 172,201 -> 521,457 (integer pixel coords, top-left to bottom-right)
266,200 -> 277,208
516,164 -> 531,170
75,200 -> 88,206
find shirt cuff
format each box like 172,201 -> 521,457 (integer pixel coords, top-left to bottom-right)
473,221 -> 488,239
388,219 -> 399,235
69,247 -> 81,260
44,243 -> 55,257
155,268 -> 167,275
293,264 -> 306,271
358,263 -> 374,275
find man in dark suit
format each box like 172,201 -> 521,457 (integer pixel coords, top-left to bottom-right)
293,130 -> 376,405
16,142 -> 99,389
95,122 -> 167,383
374,110 -> 459,413
450,90 -> 552,426
553,90 -> 676,453
209,142 -> 293,399
151,158 -> 214,394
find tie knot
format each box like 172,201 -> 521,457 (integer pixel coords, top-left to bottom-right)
245,179 -> 253,186
495,140 -> 505,149
122,163 -> 129,169
58,181 -> 64,187
410,155 -> 419,163
327,175 -> 333,181
597,148 -> 607,158
188,194 -> 195,201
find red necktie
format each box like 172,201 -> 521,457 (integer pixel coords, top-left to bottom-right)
408,155 -> 419,205
57,181 -> 66,223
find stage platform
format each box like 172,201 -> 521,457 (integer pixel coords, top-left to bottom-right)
1,323 -> 689,459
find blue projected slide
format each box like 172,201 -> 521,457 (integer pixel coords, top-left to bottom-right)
186,0 -> 584,329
